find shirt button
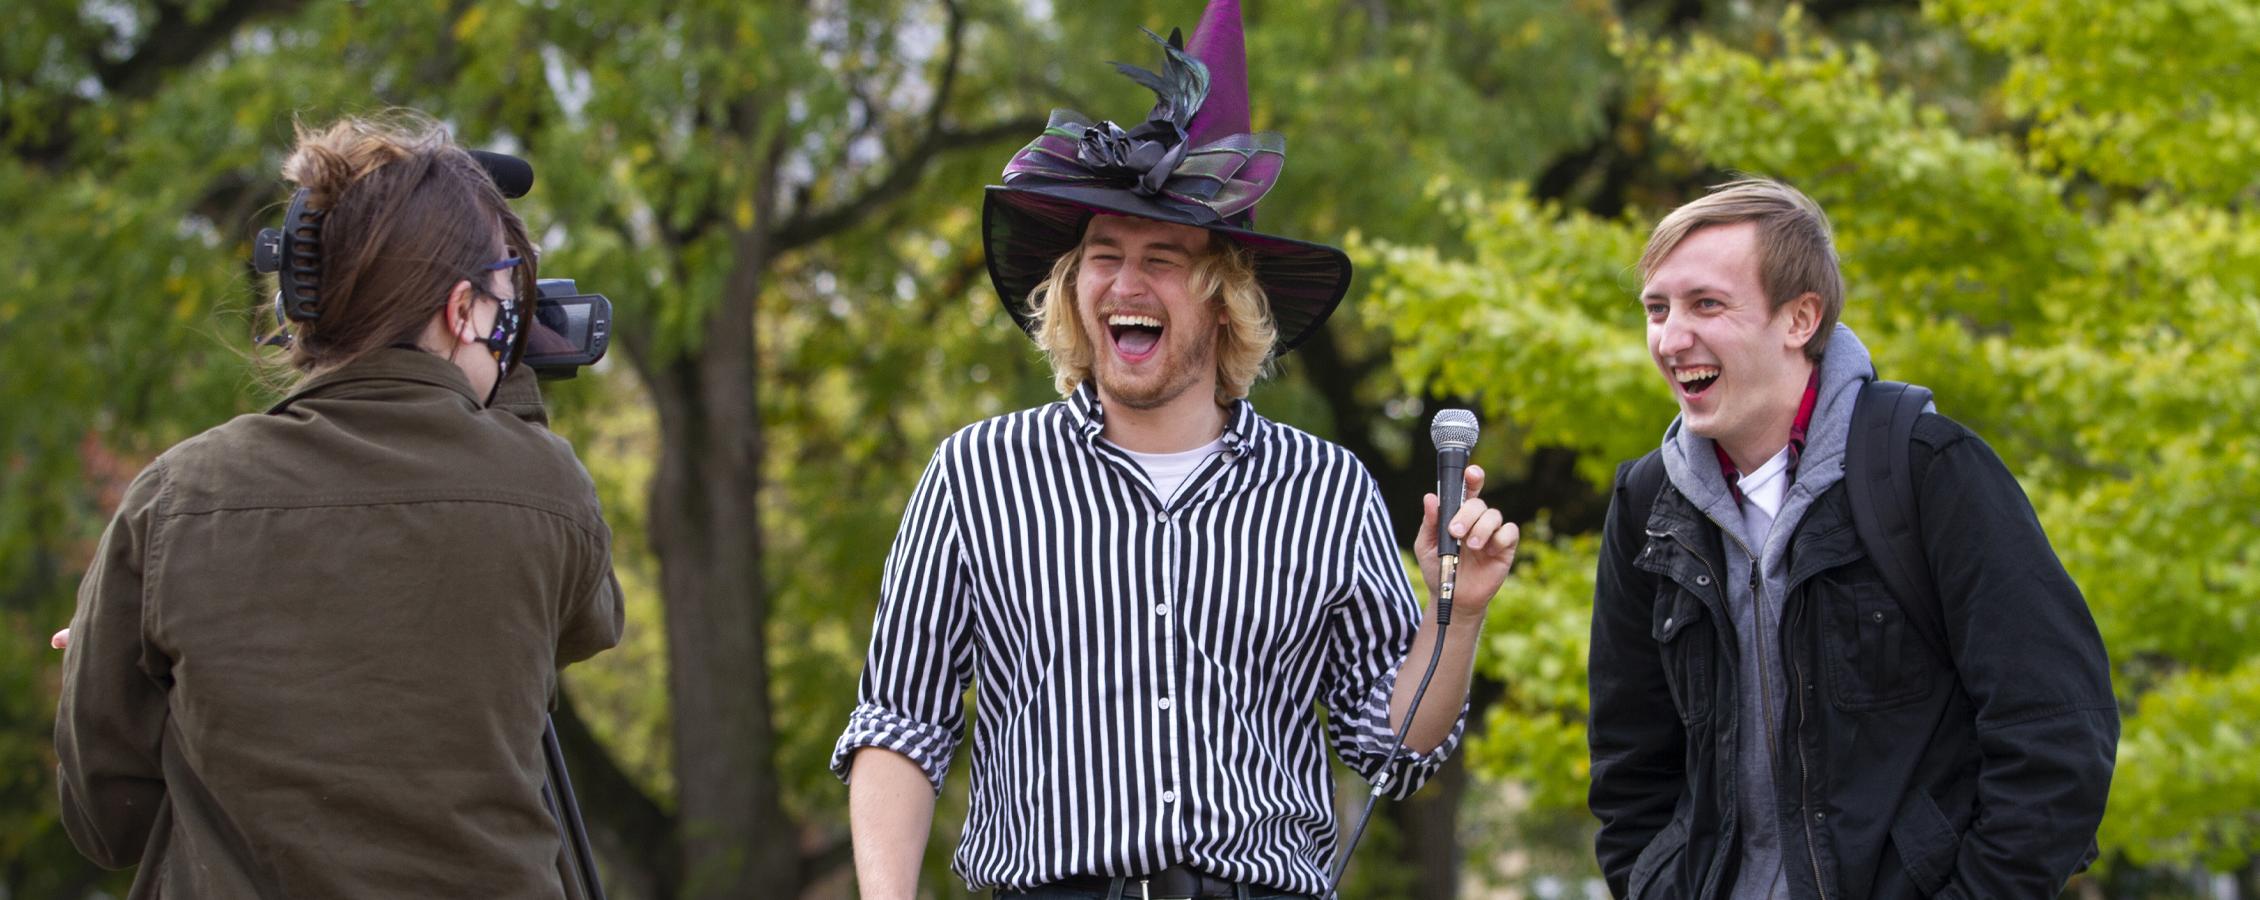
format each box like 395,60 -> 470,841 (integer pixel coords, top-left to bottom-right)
1162,790 -> 1177,803
1153,512 -> 1168,524
1872,611 -> 1886,623
1155,604 -> 1170,616
1158,697 -> 1172,710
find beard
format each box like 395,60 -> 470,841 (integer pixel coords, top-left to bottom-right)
1095,335 -> 1216,410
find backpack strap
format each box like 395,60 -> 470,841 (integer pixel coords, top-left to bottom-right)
1842,380 -> 1950,662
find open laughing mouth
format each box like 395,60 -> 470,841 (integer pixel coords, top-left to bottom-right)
1675,365 -> 1720,397
1107,313 -> 1164,363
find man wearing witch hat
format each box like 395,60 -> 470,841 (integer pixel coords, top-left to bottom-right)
830,3 -> 1520,898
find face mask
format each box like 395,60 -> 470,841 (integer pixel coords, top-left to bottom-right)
471,256 -> 526,381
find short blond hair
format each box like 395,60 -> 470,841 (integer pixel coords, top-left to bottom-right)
1639,176 -> 1843,361
1027,231 -> 1276,403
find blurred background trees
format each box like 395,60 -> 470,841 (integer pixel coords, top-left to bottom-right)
2,0 -> 2252,897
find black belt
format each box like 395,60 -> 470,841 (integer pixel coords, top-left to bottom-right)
1005,864 -> 1305,899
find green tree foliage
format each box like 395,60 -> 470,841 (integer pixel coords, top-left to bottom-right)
1935,0 -> 2260,203
14,0 -> 2251,895
1363,0 -> 2260,880
2,1 -> 1620,896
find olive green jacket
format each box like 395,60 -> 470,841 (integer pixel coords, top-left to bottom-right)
57,350 -> 623,898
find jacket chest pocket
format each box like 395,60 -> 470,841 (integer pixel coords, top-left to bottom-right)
1651,586 -> 1715,724
1816,570 -> 1938,711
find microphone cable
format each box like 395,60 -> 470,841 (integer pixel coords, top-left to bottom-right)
1325,555 -> 1460,898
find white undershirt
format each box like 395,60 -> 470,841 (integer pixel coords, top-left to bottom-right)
1737,444 -> 1795,546
1110,437 -> 1227,505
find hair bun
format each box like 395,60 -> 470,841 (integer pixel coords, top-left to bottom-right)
280,115 -> 437,208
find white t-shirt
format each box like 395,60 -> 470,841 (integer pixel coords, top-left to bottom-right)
1110,437 -> 1228,505
1737,444 -> 1795,546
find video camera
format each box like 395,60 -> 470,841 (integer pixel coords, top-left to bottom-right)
521,278 -> 611,378
250,149 -> 611,380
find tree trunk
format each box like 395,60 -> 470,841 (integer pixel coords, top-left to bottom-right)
643,243 -> 797,898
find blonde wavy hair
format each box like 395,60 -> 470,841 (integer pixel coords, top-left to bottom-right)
1027,230 -> 1276,404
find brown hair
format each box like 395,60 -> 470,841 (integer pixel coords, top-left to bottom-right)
1638,176 -> 1843,361
1028,229 -> 1276,404
266,112 -> 536,378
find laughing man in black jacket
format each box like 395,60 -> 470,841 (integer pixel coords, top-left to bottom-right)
1587,177 -> 2118,900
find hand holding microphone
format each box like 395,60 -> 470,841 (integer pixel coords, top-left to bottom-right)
1415,410 -> 1519,624
1331,410 -> 1526,894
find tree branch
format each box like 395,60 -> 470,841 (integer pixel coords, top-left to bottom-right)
10,0 -> 307,169
924,0 -> 968,139
772,116 -> 1043,252
772,0 -> 1041,251
95,0 -> 306,99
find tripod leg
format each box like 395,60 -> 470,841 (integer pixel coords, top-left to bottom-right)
544,717 -> 609,900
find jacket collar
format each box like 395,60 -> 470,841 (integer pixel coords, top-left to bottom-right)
1062,380 -> 1264,460
267,348 -> 484,414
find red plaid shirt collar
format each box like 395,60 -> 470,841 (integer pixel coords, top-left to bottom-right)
1715,368 -> 1822,506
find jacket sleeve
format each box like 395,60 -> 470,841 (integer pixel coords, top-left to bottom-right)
1917,420 -> 2118,899
829,446 -> 975,795
489,372 -> 622,669
55,461 -> 172,869
549,443 -> 619,669
1588,466 -> 1683,898
557,550 -> 624,669
489,361 -> 551,427
1321,480 -> 1461,799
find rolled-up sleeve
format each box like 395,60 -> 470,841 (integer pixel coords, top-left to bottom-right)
830,447 -> 975,794
1322,482 -> 1462,799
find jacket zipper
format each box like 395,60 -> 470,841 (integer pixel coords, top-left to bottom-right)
1740,532 -> 1828,900
1659,524 -> 1827,900
1790,601 -> 1829,900
1731,538 -> 1810,900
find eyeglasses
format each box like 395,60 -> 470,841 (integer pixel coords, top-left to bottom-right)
471,256 -> 524,376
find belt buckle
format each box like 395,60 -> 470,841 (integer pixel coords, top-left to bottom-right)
1140,877 -> 1195,900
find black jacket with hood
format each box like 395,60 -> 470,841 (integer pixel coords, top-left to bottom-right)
1589,331 -> 2117,900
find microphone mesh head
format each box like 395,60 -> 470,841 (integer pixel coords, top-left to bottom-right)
1431,409 -> 1480,451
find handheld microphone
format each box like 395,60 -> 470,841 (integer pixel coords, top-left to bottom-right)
1326,407 -> 1485,898
1432,409 -> 1479,556
1430,409 -> 1479,624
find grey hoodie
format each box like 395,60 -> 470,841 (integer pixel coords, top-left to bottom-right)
1656,323 -> 1873,900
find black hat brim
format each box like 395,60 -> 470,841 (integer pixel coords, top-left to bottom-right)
981,184 -> 1352,355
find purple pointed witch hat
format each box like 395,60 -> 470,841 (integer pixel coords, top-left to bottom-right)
982,0 -> 1351,354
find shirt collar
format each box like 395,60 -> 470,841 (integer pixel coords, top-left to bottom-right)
1714,367 -> 1821,505
1064,380 -> 1263,459
267,347 -> 483,414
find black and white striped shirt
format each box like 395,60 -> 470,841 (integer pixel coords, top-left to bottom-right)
831,382 -> 1462,894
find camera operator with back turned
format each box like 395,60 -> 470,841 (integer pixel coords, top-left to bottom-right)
53,113 -> 623,899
